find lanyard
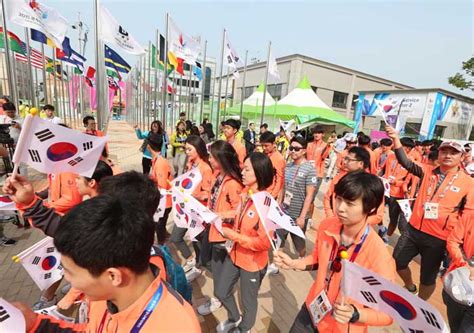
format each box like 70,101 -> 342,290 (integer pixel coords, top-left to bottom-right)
426,171 -> 459,202
289,161 -> 305,187
236,196 -> 252,232
98,283 -> 164,333
209,176 -> 224,211
325,225 -> 370,291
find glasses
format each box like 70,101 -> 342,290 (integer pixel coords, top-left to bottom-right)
289,146 -> 303,152
343,157 -> 360,163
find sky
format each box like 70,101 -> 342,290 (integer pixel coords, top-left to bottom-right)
9,0 -> 474,97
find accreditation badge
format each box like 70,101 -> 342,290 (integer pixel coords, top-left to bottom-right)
424,202 -> 439,220
307,289 -> 333,327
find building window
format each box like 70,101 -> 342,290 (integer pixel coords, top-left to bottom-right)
351,95 -> 359,110
244,86 -> 255,99
311,86 -> 318,94
332,91 -> 348,109
267,84 -> 282,100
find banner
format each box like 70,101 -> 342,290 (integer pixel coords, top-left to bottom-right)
168,16 -> 201,64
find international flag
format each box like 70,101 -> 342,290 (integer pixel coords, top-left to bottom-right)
193,62 -> 202,81
0,298 -> 26,332
172,168 -> 202,195
99,4 -> 145,55
84,66 -> 96,87
12,115 -> 107,177
5,0 -> 68,48
168,16 -> 201,64
224,31 -> 241,79
14,42 -> 46,69
0,28 -> 25,55
252,191 -> 305,238
55,37 -> 86,73
30,28 -> 56,47
13,237 -> 63,291
343,261 -> 449,333
0,195 -> 16,211
167,51 -> 178,71
268,48 -> 280,82
45,59 -> 66,80
104,44 -> 131,74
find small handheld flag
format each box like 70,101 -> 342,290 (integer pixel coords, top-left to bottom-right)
0,298 -> 26,332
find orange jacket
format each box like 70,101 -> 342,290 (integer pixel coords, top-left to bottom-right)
323,171 -> 384,225
29,274 -> 200,333
187,159 -> 213,204
335,149 -> 348,171
364,147 -> 378,175
383,154 -> 409,198
446,211 -> 474,272
410,165 -> 474,240
307,140 -> 330,178
230,139 -> 246,167
304,217 -> 395,332
402,173 -> 420,199
226,190 -> 272,272
45,173 -> 83,214
151,155 -> 173,208
267,150 -> 286,198
208,176 -> 244,243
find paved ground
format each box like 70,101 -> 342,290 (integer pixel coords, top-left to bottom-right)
0,120 -> 447,332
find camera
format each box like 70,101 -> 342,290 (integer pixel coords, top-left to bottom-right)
0,124 -> 13,145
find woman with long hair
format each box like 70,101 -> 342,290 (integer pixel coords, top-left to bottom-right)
170,135 -> 213,282
134,120 -> 164,174
199,124 -> 210,144
170,121 -> 188,176
197,140 -> 244,316
214,152 -> 274,333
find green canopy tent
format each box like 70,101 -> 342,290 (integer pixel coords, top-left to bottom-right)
226,83 -> 277,118
275,76 -> 355,128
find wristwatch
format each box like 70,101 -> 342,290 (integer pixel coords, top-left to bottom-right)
349,304 -> 360,323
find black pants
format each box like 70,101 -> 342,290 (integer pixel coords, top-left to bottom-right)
142,157 -> 152,174
155,208 -> 171,244
210,243 -> 228,297
442,289 -> 474,333
290,305 -> 318,333
388,196 -> 407,234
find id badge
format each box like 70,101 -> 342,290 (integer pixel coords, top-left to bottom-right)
307,289 -> 333,327
283,191 -> 293,206
424,202 -> 439,219
224,240 -> 234,254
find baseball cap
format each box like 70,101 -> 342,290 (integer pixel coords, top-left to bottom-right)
439,141 -> 465,153
343,133 -> 357,143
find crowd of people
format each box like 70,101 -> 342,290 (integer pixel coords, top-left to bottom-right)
1,108 -> 474,333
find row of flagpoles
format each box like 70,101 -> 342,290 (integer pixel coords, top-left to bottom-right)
0,0 -> 282,133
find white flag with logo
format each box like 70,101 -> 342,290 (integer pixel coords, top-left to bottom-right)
13,115 -> 107,178
268,48 -> 280,82
252,191 -> 305,238
343,261 -> 448,333
0,298 -> 26,332
224,31 -> 241,79
14,237 -> 63,291
168,16 -> 201,63
397,199 -> 413,221
0,196 -> 16,211
172,168 -> 202,195
153,189 -> 170,221
99,5 -> 145,55
5,0 -> 68,48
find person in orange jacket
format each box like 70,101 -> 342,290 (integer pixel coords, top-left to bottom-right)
12,196 -> 201,333
35,172 -> 83,215
324,146 -> 384,226
443,210 -> 474,332
335,133 -> 358,172
214,152 -> 274,333
358,134 -> 377,175
148,133 -> 173,244
376,138 -> 394,175
222,118 -> 246,166
259,131 -> 286,199
170,135 -> 213,282
306,125 -> 331,195
386,125 -> 474,300
383,137 -> 415,236
274,171 -> 395,333
197,140 -> 244,316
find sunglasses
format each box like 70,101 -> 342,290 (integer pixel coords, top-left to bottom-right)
289,146 -> 304,152
330,245 -> 348,273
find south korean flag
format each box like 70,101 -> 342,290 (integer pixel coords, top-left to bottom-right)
0,298 -> 26,332
0,195 -> 16,211
14,237 -> 64,291
343,261 -> 448,333
13,115 -> 107,178
397,199 -> 413,221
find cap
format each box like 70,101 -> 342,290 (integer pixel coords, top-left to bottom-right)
343,133 -> 358,143
439,141 -> 465,153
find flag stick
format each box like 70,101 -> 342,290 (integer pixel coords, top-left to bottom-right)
260,41 -> 271,126
248,191 -> 277,253
239,50 -> 248,122
11,115 -> 34,179
215,29 -> 226,135
199,40 -> 207,123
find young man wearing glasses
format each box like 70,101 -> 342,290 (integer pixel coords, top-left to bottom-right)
274,172 -> 395,332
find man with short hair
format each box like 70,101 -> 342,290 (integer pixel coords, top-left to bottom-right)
0,102 -> 22,144
260,131 -> 286,199
335,133 -> 358,172
358,134 -> 377,174
243,122 -> 257,155
306,125 -> 330,195
386,125 -> 474,300
223,119 -> 246,165
43,104 -> 62,124
259,123 -> 268,135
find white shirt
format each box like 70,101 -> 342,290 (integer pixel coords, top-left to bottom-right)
45,116 -> 62,125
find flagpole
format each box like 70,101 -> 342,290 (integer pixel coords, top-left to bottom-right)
52,50 -> 59,113
142,53 -> 146,129
239,50 -> 248,122
40,44 -> 48,104
186,64 -> 192,119
153,29 -> 159,121
93,0 -> 103,129
60,61 -> 67,123
147,40 -> 152,127
223,67 -> 229,119
66,66 -> 73,126
23,28 -> 36,107
178,72 -> 183,115
199,40 -> 207,124
161,13 -> 169,130
11,54 -> 19,106
215,29 -> 225,135
0,0 -> 17,106
260,41 -> 271,126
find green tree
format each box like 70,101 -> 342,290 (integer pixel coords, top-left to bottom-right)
448,57 -> 474,91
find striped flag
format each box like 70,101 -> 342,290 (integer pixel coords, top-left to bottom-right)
13,42 -> 47,69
